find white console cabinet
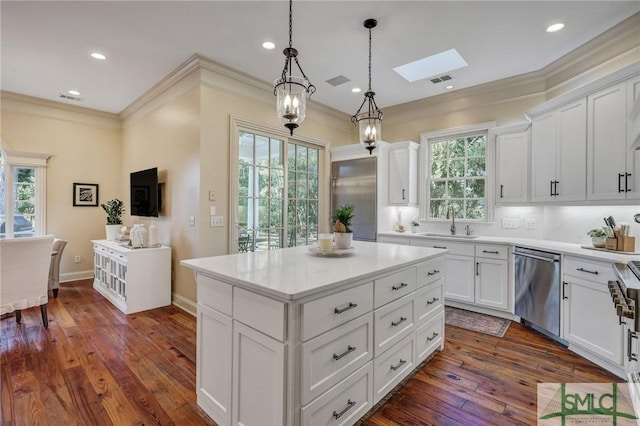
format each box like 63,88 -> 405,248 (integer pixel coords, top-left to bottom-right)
92,240 -> 171,314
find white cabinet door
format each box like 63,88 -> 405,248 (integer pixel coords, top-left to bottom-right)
443,254 -> 475,304
530,112 -> 557,202
555,100 -> 587,201
233,321 -> 285,426
587,81 -> 628,200
474,258 -> 509,311
627,75 -> 640,200
563,277 -> 624,366
388,143 -> 418,205
197,303 -> 232,426
495,131 -> 529,203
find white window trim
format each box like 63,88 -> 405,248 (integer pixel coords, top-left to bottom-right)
2,149 -> 50,237
419,122 -> 496,223
228,116 -> 327,253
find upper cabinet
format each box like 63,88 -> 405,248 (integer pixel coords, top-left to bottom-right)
530,99 -> 587,202
586,76 -> 640,201
388,141 -> 419,205
495,123 -> 530,204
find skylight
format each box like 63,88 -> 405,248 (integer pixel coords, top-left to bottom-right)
393,49 -> 468,83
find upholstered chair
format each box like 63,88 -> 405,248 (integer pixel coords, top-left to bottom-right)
0,235 -> 55,328
48,239 -> 67,298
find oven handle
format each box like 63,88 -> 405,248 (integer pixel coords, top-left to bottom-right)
514,252 -> 558,263
628,329 -> 638,362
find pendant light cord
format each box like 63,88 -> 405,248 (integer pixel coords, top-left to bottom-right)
288,0 -> 293,50
368,26 -> 372,91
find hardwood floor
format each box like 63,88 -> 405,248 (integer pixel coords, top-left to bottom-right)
1,279 -> 622,425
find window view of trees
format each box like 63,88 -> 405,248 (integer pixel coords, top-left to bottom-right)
428,134 -> 486,220
0,151 -> 37,238
237,131 -> 319,252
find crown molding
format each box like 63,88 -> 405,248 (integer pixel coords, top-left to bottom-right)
0,91 -> 120,129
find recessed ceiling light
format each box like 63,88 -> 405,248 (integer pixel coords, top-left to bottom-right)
90,52 -> 106,60
352,87 -> 361,93
262,41 -> 275,50
68,90 -> 81,96
445,85 -> 454,90
546,23 -> 565,33
393,49 -> 468,83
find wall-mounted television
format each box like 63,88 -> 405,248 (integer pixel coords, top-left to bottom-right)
130,167 -> 159,217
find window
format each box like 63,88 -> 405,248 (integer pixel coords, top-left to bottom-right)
0,149 -> 49,238
236,130 -> 320,252
422,124 -> 493,222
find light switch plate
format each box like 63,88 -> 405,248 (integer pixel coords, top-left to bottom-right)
210,216 -> 224,227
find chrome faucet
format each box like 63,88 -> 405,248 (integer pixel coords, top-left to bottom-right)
465,224 -> 471,236
446,206 -> 455,235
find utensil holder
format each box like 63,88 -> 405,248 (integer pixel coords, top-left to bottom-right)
617,236 -> 636,252
605,238 -> 618,251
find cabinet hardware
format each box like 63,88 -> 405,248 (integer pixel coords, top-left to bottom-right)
392,282 -> 408,291
333,345 -> 356,361
550,180 -> 554,197
476,262 -> 479,276
433,245 -> 447,249
402,189 -> 406,200
390,359 -> 407,371
334,302 -> 358,314
619,173 -> 625,193
562,281 -> 568,300
427,332 -> 439,341
554,180 -> 559,196
427,270 -> 439,276
628,330 -> 638,362
332,399 -> 356,420
426,297 -> 439,305
500,184 -> 504,198
576,267 -> 598,275
482,250 -> 499,254
391,317 -> 407,327
626,173 -> 632,192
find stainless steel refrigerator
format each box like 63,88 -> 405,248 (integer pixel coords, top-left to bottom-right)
331,157 -> 377,242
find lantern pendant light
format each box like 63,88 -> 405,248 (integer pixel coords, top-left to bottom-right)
273,0 -> 316,136
351,18 -> 383,155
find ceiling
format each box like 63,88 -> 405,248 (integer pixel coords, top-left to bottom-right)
2,1 -> 639,116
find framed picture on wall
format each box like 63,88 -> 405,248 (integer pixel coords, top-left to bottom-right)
73,183 -> 99,207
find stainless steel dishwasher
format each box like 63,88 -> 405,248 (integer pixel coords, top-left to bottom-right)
514,246 -> 562,339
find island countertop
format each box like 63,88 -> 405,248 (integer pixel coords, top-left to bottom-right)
181,240 -> 446,300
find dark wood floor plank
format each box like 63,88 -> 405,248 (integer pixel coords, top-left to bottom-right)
1,280 -> 626,425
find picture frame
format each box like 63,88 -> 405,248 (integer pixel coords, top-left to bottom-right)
73,183 -> 99,207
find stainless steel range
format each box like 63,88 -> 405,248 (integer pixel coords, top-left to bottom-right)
612,260 -> 640,331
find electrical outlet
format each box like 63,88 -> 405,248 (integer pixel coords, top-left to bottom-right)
74,255 -> 81,263
501,218 -> 518,229
209,190 -> 216,201
189,216 -> 195,227
525,218 -> 538,230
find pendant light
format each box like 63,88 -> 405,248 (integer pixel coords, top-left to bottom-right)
273,0 -> 316,136
351,18 -> 383,155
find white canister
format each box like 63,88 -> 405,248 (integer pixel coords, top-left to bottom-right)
148,221 -> 158,246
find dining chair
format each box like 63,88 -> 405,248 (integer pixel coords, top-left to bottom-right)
0,235 -> 55,328
48,239 -> 67,298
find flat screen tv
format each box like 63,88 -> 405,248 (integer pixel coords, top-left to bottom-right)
130,167 -> 159,217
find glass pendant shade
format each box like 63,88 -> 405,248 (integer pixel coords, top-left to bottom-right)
274,75 -> 309,135
357,114 -> 381,153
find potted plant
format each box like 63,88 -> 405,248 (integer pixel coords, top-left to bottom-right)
101,199 -> 125,240
587,228 -> 606,248
332,204 -> 354,249
411,219 -> 420,233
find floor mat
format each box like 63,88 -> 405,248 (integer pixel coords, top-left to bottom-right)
445,306 -> 511,337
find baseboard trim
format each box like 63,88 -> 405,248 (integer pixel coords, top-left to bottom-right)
172,292 -> 196,317
61,270 -> 94,282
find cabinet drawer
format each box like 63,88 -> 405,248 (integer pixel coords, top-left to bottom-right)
416,257 -> 444,288
564,256 -> 616,283
412,239 -> 475,256
374,294 -> 415,357
233,287 -> 286,341
378,236 -> 410,245
301,313 -> 373,405
301,362 -> 373,426
373,333 -> 415,404
415,312 -> 444,363
374,267 -> 416,308
302,282 -> 373,341
197,273 -> 233,316
414,282 -> 443,326
475,244 -> 509,260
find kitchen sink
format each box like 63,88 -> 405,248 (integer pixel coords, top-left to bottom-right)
419,232 -> 479,239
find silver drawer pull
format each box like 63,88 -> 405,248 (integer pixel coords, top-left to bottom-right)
433,245 -> 447,249
392,282 -> 408,291
333,399 -> 356,420
577,267 -> 598,275
391,317 -> 407,327
390,359 -> 407,371
482,250 -> 499,254
426,297 -> 440,305
427,332 -> 439,342
334,302 -> 358,314
427,270 -> 440,276
333,345 -> 356,361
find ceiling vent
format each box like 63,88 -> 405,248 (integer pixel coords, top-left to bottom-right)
325,75 -> 351,86
430,74 -> 453,84
58,93 -> 82,101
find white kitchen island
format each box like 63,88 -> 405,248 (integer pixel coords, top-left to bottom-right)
181,241 -> 446,426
